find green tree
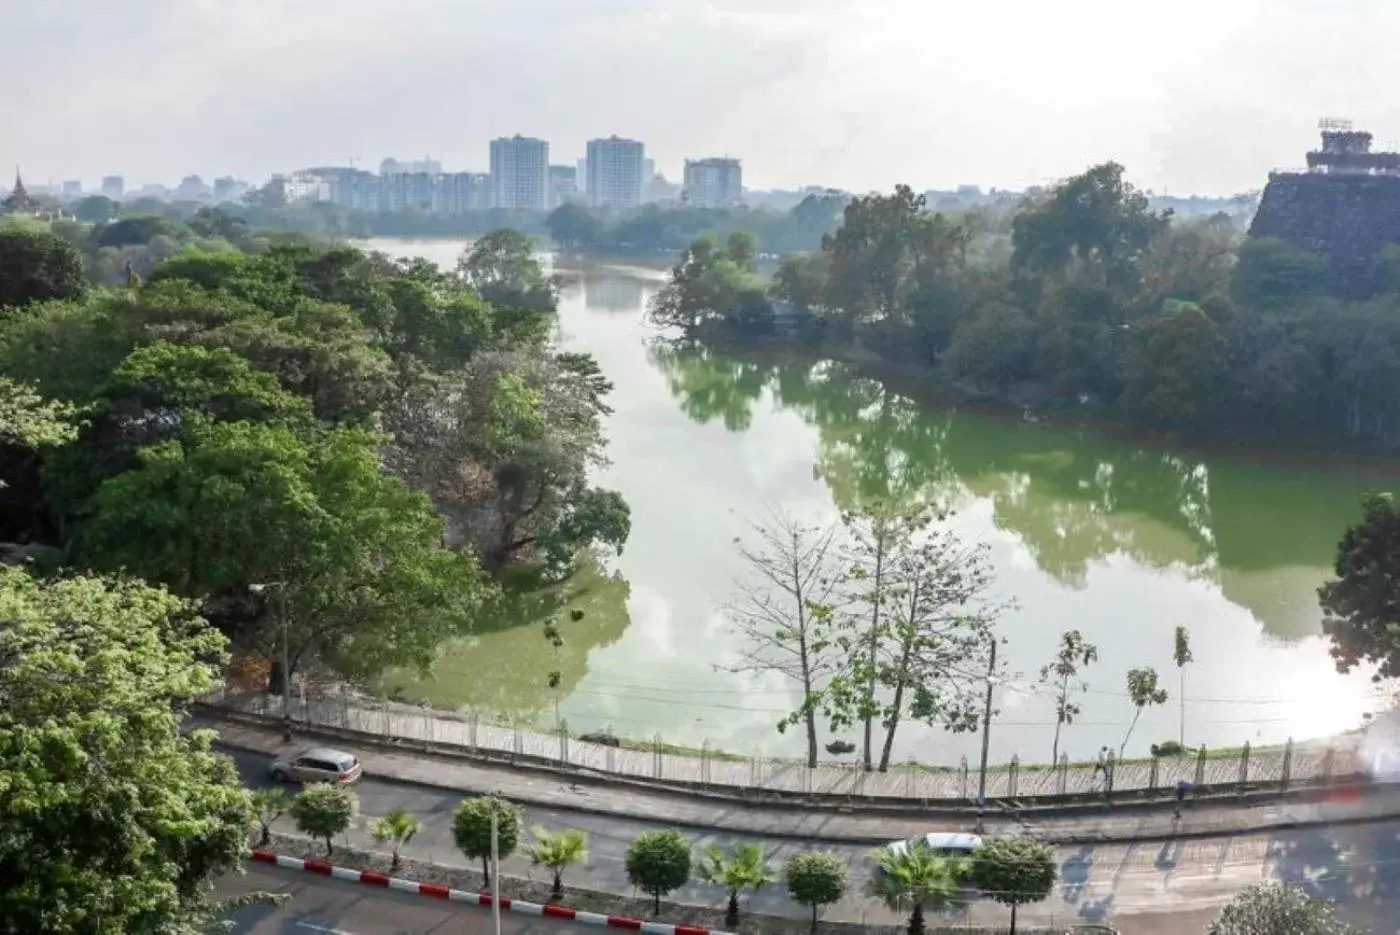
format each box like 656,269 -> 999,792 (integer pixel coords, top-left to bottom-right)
73,195 -> 120,223
784,851 -> 848,933
0,568 -> 257,934
1173,625 -> 1193,746
289,784 -> 356,857
1232,237 -> 1329,311
523,827 -> 589,900
251,787 -> 291,847
823,504 -> 1002,771
1040,630 -> 1099,765
868,845 -> 964,935
820,185 -> 938,327
625,830 -> 692,915
695,842 -> 776,927
458,229 -> 559,314
1207,883 -> 1355,935
943,301 -> 1034,393
0,377 -> 77,448
80,419 -> 494,682
547,203 -> 603,248
1121,666 -> 1169,756
969,836 -> 1056,935
371,807 -> 422,873
1119,301 -> 1227,426
93,215 -> 185,249
452,796 -> 522,888
1319,493 -> 1400,681
0,226 -> 87,310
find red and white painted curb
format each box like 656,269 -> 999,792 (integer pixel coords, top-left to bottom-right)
249,850 -> 727,934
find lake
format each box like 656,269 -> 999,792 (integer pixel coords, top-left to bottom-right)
367,236 -> 1393,767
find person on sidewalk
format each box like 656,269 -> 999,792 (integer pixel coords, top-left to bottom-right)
1174,779 -> 1195,820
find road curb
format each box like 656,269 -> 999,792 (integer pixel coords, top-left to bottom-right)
249,849 -> 728,934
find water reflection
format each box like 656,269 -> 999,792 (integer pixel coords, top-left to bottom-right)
649,342 -> 1391,642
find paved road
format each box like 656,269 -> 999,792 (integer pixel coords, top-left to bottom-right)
221,863 -> 596,934
230,749 -> 1400,933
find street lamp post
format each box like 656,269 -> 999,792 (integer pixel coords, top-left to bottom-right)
975,637 -> 997,834
250,582 -> 291,743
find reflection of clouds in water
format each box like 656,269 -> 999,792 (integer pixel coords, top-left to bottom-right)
627,585 -> 677,658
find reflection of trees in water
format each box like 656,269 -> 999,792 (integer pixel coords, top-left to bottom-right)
649,343 -> 1389,639
381,556 -> 632,720
583,271 -> 646,312
1265,822 -> 1400,934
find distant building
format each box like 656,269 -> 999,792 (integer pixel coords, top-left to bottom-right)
548,165 -> 579,209
61,180 -> 82,199
2,170 -> 39,216
100,175 -> 124,200
647,173 -> 682,204
683,158 -> 743,208
490,136 -> 549,211
586,136 -> 645,209
380,171 -> 435,212
434,172 -> 491,215
279,172 -> 332,204
174,174 -> 211,202
380,158 -> 441,177
576,158 -> 588,195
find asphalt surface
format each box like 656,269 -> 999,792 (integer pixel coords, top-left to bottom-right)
230,748 -> 1400,932
220,863 -> 597,934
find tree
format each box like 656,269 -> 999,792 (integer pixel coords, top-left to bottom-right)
784,851 -> 848,933
0,567 -> 258,934
868,845 -> 964,935
0,376 -> 76,448
547,203 -> 603,248
1119,302 -> 1227,426
0,226 -> 87,310
1207,883 -> 1355,935
251,787 -> 291,847
723,510 -> 843,767
452,796 -> 522,888
1173,625 -> 1193,746
73,195 -> 119,224
80,419 -> 495,683
458,229 -> 559,314
820,186 -> 934,326
824,504 -> 1003,771
943,302 -> 1034,393
649,235 -> 769,333
1319,493 -> 1400,681
371,808 -> 422,873
624,830 -> 692,915
1232,237 -> 1329,312
1121,666 -> 1169,757
523,826 -> 589,900
969,837 -> 1056,935
1040,630 -> 1099,765
289,783 -> 357,857
695,843 -> 776,927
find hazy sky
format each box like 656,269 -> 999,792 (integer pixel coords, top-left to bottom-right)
4,0 -> 1398,195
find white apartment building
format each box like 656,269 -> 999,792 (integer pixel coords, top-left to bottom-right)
490,136 -> 549,211
434,172 -> 492,215
586,136 -> 645,210
683,157 -> 743,208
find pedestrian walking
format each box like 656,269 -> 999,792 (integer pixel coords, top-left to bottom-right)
1174,779 -> 1194,820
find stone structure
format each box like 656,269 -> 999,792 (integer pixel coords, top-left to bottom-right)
1250,119 -> 1400,296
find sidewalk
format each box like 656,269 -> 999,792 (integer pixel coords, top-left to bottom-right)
204,715 -> 1400,846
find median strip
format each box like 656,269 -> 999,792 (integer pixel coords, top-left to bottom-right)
249,849 -> 728,935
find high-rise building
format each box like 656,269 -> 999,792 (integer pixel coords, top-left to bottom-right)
174,174 -> 211,202
548,165 -> 579,209
100,175 -> 124,199
490,136 -> 549,211
61,180 -> 82,198
380,157 -> 441,176
683,157 -> 743,208
576,158 -> 588,195
434,172 -> 491,215
586,136 -> 645,209
380,171 -> 435,212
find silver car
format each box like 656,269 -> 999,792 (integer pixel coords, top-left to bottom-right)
268,747 -> 362,785
882,832 -> 983,861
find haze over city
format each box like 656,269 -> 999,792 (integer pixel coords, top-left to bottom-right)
7,0 -> 1400,195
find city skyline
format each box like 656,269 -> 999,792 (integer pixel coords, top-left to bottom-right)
6,1 -> 1399,197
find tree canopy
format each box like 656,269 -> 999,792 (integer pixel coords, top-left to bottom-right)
0,567 -> 255,934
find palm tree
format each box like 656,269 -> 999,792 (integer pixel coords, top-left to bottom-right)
696,842 -> 777,927
868,846 -> 964,935
523,826 -> 589,900
371,808 -> 422,873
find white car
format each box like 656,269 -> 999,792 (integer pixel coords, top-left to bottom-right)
883,832 -> 983,861
268,747 -> 362,785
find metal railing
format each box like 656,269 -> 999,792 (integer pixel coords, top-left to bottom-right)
204,687 -> 1366,804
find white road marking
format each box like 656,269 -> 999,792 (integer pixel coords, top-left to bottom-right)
295,923 -> 356,935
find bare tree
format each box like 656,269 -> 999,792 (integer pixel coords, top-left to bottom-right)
722,510 -> 844,768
